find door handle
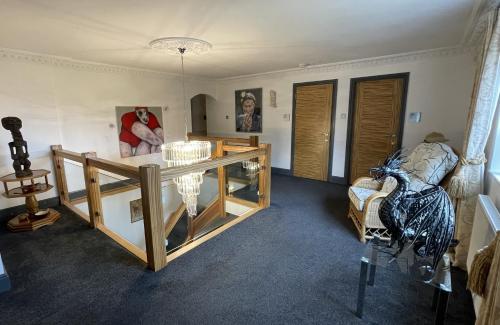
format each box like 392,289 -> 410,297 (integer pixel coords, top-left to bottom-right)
390,134 -> 397,146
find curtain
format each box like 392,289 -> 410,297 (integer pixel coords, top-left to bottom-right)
476,233 -> 500,325
449,8 -> 500,269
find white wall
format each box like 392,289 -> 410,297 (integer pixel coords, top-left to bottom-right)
0,51 -> 215,208
210,49 -> 475,178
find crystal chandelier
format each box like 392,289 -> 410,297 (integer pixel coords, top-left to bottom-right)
242,160 -> 259,188
153,37 -> 212,217
162,141 -> 211,216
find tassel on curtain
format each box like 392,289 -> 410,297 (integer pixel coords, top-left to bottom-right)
473,233 -> 500,325
467,234 -> 497,297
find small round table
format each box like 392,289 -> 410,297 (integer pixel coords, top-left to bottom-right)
0,169 -> 60,232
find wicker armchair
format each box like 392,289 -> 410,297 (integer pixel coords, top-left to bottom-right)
347,142 -> 459,243
348,177 -> 393,243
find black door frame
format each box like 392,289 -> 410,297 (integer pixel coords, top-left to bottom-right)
290,79 -> 338,183
344,72 -> 410,185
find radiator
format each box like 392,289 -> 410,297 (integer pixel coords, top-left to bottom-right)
467,194 -> 500,316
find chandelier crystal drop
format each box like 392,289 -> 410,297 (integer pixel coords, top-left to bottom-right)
242,160 -> 259,175
242,160 -> 260,187
154,37 -> 213,217
149,37 -> 212,56
162,141 -> 211,216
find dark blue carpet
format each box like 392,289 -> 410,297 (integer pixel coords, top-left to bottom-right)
0,174 -> 475,324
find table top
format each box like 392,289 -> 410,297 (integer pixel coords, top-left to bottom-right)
0,169 -> 50,183
361,237 -> 452,292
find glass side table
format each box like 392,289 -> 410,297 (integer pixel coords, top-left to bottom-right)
356,236 -> 452,325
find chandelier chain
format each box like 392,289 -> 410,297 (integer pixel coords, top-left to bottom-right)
180,49 -> 188,141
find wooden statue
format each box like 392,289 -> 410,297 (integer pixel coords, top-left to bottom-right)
1,116 -> 32,177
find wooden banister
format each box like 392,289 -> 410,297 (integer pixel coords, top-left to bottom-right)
56,149 -> 84,163
50,145 -> 70,204
81,152 -> 103,228
140,164 -> 167,271
88,157 -> 140,180
258,143 -> 271,208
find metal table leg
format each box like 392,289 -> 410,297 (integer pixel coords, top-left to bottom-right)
368,237 -> 379,286
431,287 -> 439,311
434,289 -> 449,325
356,259 -> 369,318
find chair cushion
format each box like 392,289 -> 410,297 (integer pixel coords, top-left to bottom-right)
348,186 -> 378,211
407,174 -> 434,192
401,142 -> 458,185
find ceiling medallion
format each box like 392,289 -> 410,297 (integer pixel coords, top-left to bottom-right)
149,37 -> 212,55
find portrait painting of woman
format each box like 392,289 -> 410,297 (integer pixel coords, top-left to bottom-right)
235,88 -> 262,133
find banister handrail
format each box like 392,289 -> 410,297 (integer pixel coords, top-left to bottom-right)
56,149 -> 84,163
87,157 -> 140,180
222,145 -> 259,153
187,132 -> 258,146
160,148 -> 266,180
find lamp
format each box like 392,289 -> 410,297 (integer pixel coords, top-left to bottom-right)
151,37 -> 212,217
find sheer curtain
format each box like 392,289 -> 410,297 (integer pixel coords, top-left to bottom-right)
449,8 -> 500,269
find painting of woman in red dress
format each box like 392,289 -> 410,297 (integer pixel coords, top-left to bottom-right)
116,106 -> 164,158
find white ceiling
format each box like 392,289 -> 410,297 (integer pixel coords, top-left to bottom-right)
0,0 -> 475,78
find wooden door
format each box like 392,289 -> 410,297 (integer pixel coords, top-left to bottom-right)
293,83 -> 334,181
349,77 -> 405,183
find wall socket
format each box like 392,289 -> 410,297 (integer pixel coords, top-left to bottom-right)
340,113 -> 347,119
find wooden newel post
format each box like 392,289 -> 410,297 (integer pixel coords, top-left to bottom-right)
81,152 -> 103,229
139,164 -> 167,271
258,143 -> 271,208
250,136 -> 259,163
216,140 -> 226,217
50,145 -> 69,204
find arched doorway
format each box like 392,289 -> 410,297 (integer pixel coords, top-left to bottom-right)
190,94 -> 208,135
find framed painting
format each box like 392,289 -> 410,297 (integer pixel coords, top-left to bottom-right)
116,106 -> 164,158
235,88 -> 262,133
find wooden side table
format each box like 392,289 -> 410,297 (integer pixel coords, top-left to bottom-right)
1,169 -> 60,232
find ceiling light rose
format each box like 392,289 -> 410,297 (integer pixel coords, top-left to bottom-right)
149,37 -> 212,56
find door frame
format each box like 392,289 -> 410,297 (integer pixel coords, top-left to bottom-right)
345,72 -> 410,184
290,79 -> 338,183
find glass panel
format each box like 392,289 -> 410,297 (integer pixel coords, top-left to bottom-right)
63,159 -> 86,202
164,159 -> 261,256
97,170 -> 146,252
98,170 -> 140,194
361,237 -> 452,291
164,168 -> 221,253
226,161 -> 259,203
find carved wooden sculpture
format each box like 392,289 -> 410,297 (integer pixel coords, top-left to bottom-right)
1,116 -> 32,177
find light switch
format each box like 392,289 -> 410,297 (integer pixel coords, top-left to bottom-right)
340,113 -> 347,119
283,113 -> 290,121
409,112 -> 422,123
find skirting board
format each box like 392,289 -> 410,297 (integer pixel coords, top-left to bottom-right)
329,176 -> 347,185
271,167 -> 291,176
271,167 -> 346,185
